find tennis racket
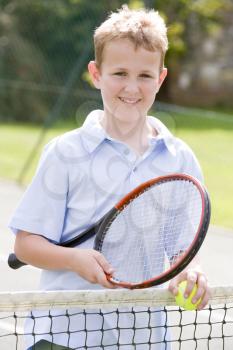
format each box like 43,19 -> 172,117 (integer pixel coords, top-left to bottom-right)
8,173 -> 211,289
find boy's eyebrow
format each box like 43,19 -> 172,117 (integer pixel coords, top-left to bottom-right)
139,69 -> 155,74
110,66 -> 128,70
111,67 -> 155,74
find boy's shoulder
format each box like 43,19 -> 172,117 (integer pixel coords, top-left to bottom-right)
46,127 -> 83,151
150,115 -> 197,156
43,110 -> 104,159
39,127 -> 88,168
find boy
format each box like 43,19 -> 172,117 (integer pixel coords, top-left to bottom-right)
10,5 -> 210,349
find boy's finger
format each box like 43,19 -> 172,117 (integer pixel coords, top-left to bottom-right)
94,252 -> 114,275
93,252 -> 118,288
99,274 -> 118,289
94,263 -> 117,289
168,278 -> 180,296
197,289 -> 210,310
168,273 -> 186,296
191,274 -> 208,303
184,271 -> 198,297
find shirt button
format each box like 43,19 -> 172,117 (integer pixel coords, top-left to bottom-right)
124,149 -> 130,155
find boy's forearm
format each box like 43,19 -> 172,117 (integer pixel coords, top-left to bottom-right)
14,230 -> 116,289
14,231 -> 74,270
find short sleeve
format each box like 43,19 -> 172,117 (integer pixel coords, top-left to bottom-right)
9,138 -> 68,243
180,142 -> 204,183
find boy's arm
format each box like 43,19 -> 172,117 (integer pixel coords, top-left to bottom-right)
168,255 -> 210,310
14,230 -> 116,289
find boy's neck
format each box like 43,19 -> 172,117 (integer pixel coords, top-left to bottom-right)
100,112 -> 157,156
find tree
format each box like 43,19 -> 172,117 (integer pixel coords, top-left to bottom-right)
0,0 -> 130,122
0,1 -> 50,121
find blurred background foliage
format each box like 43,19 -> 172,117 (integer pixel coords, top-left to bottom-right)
0,0 -> 232,123
0,0 -> 232,227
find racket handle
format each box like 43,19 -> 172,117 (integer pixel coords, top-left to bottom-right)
8,253 -> 27,269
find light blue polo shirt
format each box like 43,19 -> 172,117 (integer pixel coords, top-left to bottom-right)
9,109 -> 203,349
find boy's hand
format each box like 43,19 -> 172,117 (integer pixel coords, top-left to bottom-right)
14,232 -> 116,288
68,249 -> 117,289
168,266 -> 210,310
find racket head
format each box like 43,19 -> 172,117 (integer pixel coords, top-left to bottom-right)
94,173 -> 211,289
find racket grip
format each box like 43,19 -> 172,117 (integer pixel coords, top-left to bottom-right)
8,253 -> 27,269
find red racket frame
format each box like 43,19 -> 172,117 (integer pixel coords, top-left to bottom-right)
94,173 -> 211,289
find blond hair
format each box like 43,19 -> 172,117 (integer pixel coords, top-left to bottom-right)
94,5 -> 168,71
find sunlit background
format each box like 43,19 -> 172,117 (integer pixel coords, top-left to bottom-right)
0,0 -> 232,228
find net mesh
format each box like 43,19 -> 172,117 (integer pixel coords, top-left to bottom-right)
0,287 -> 232,349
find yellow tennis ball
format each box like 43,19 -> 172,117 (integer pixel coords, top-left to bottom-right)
175,281 -> 201,310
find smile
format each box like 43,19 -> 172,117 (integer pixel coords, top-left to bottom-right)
119,97 -> 141,105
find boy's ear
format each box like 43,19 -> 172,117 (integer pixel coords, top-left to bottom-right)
88,61 -> 101,89
157,67 -> 167,92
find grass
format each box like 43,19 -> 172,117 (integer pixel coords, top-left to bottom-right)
156,106 -> 233,229
178,129 -> 233,229
0,106 -> 233,229
0,120 -> 78,185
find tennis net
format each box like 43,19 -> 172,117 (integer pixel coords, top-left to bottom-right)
0,286 -> 233,349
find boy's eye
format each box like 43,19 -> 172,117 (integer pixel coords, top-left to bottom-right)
113,72 -> 126,76
140,74 -> 153,79
112,72 -> 154,78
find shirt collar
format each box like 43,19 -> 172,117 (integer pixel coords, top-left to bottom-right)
80,110 -> 107,153
147,116 -> 177,155
80,110 -> 176,155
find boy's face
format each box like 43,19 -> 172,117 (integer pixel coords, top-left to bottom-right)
89,39 -> 167,125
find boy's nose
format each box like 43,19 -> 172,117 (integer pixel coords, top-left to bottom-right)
124,79 -> 140,93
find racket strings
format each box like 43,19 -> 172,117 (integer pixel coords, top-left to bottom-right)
101,179 -> 203,285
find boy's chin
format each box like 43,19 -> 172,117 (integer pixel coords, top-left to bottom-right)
113,114 -> 146,125
109,106 -> 147,122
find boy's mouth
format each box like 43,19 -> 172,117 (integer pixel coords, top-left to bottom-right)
119,97 -> 141,105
